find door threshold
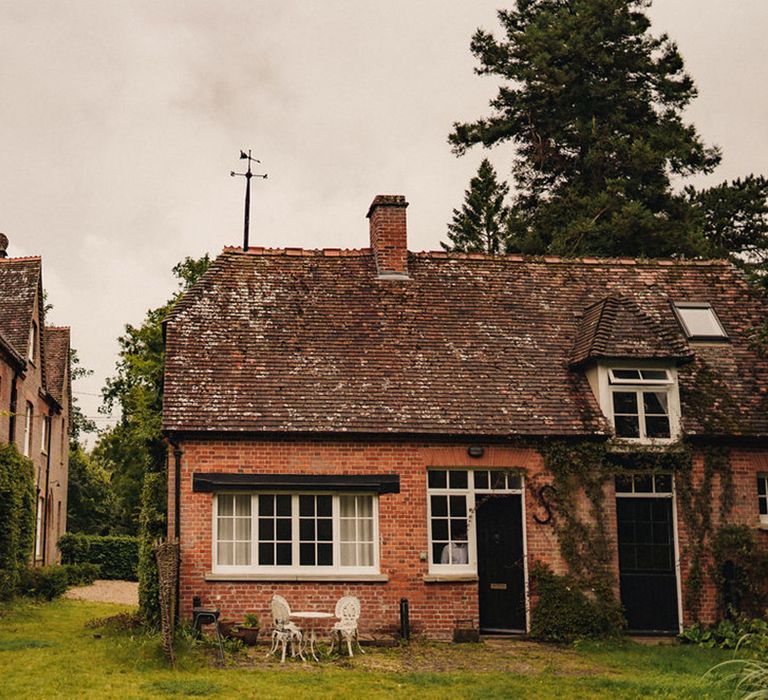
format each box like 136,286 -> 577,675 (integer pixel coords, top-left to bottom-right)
480,628 -> 526,636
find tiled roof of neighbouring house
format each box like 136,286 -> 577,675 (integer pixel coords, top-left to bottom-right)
44,327 -> 70,406
162,249 -> 768,439
0,257 -> 41,355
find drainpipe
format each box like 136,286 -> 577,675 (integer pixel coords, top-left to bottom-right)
166,437 -> 183,620
41,410 -> 53,565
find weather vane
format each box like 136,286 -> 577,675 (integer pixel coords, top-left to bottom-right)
231,149 -> 267,251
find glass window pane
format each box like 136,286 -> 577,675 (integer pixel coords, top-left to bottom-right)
677,306 -> 725,337
358,542 -> 374,567
428,470 -> 447,489
643,392 -> 668,415
276,543 -> 292,565
317,519 -> 333,541
259,495 -> 274,516
635,475 -> 653,493
299,495 -> 314,516
612,369 -> 641,380
340,496 -> 355,517
474,471 -> 488,489
259,518 -> 274,540
235,517 -> 250,540
218,518 -> 233,540
258,542 -> 273,565
760,499 -> 767,516
235,495 -> 251,517
317,496 -> 332,517
449,470 -> 468,489
640,370 -> 669,381
613,392 -> 638,415
645,416 -> 671,439
432,543 -> 446,564
340,543 -> 356,566
218,542 -> 233,566
758,477 -> 766,496
490,470 -> 506,490
276,518 -> 291,541
359,519 -> 373,542
450,519 -> 468,541
300,543 -> 315,566
218,496 -> 233,517
449,495 -> 467,517
318,543 -> 333,566
508,474 -> 522,490
276,495 -> 292,516
430,495 -> 448,517
431,519 -> 449,541
357,496 -> 373,517
615,415 -> 640,438
655,474 -> 672,493
615,475 -> 633,493
299,518 -> 314,541
340,518 -> 355,541
235,541 -> 251,565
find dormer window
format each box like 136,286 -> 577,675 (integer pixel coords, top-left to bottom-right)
607,367 -> 677,441
672,303 -> 727,341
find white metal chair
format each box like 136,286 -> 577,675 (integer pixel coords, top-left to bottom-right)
329,595 -> 364,657
267,594 -> 304,663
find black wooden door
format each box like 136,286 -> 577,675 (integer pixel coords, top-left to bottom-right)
616,497 -> 679,632
476,495 -> 526,632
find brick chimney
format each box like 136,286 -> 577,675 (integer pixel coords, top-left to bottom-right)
367,195 -> 409,278
0,233 -> 7,259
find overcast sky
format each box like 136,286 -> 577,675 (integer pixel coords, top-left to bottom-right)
1,1 -> 766,435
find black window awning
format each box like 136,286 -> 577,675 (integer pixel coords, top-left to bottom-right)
192,472 -> 400,495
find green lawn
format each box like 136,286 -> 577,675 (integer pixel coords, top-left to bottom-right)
0,599 -> 739,699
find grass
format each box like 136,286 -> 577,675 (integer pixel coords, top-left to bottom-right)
0,598 -> 740,699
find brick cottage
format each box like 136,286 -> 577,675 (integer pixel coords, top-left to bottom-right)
162,195 -> 768,640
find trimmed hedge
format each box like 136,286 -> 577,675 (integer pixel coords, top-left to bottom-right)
0,443 -> 35,599
63,562 -> 101,587
58,533 -> 139,581
17,566 -> 69,600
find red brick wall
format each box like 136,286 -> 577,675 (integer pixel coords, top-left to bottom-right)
171,437 -> 768,639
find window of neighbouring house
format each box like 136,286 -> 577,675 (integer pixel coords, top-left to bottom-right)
23,402 -> 33,456
35,496 -> 44,560
28,321 -> 37,363
758,475 -> 768,525
607,368 -> 676,442
427,468 -> 523,573
41,415 -> 50,454
672,302 -> 728,340
213,493 -> 379,575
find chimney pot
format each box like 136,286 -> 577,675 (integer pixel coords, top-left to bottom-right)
367,195 -> 409,278
0,233 -> 7,259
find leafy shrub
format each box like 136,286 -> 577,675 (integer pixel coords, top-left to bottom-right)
680,616 -> 768,653
530,563 -> 625,643
62,562 -> 101,586
58,533 -> 139,580
17,566 -> 69,600
711,525 -> 768,618
0,444 -> 35,599
138,471 -> 167,628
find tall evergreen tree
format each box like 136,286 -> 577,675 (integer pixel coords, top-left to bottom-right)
443,158 -> 511,254
449,0 -> 721,257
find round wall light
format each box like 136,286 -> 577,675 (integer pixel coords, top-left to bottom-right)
467,445 -> 484,459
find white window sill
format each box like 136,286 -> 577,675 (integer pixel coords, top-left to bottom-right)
205,572 -> 389,583
756,523 -> 768,531
423,574 -> 478,583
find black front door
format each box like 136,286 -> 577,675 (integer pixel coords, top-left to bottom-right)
616,497 -> 679,632
476,495 -> 526,633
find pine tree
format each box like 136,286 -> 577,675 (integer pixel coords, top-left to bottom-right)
443,159 -> 511,254
449,0 -> 721,258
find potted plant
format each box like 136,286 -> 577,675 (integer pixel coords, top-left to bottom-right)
235,613 -> 261,646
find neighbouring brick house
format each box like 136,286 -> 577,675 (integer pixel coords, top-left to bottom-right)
163,195 -> 768,640
0,233 -> 71,566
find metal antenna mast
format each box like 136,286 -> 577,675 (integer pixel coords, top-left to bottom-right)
231,149 -> 267,251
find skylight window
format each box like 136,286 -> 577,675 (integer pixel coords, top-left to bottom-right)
673,303 -> 727,340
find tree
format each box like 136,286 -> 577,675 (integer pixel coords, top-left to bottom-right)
66,445 -> 114,535
443,158 -> 511,254
449,0 -> 721,257
95,254 -> 210,534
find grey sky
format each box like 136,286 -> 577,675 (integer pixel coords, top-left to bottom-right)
1,1 -> 766,433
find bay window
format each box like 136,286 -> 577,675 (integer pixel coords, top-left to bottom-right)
213,492 -> 379,575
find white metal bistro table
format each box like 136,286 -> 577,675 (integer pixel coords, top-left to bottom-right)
289,611 -> 335,661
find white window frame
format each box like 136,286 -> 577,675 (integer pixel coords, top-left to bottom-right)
427,468 -> 524,576
758,475 -> 768,526
28,321 -> 37,363
211,492 -> 380,576
35,496 -> 44,559
23,402 -> 33,457
597,363 -> 681,444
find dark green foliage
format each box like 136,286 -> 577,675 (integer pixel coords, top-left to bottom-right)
443,158 -> 511,254
0,444 -> 35,599
61,562 -> 101,587
530,563 -> 623,642
138,471 -> 167,629
58,533 -> 139,581
66,445 -> 115,535
17,566 -> 69,600
680,616 -> 768,652
96,254 -> 210,535
711,525 -> 768,619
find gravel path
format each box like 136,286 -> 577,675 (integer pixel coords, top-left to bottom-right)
64,580 -> 138,606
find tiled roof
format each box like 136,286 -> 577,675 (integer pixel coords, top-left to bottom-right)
0,257 -> 41,355
162,249 -> 768,439
570,295 -> 692,366
44,327 -> 70,405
